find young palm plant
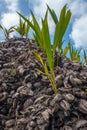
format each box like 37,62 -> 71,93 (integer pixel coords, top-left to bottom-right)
0,25 -> 14,40
17,5 -> 71,94
83,49 -> 87,65
32,11 -> 57,94
68,42 -> 82,62
14,16 -> 30,38
63,43 -> 70,57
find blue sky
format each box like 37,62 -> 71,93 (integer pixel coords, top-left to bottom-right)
0,0 -> 87,49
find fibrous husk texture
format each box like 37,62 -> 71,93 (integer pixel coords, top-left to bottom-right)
0,38 -> 87,130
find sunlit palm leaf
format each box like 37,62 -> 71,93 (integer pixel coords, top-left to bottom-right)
32,51 -> 49,75
83,50 -> 87,64
63,43 -> 70,56
47,4 -> 58,24
42,10 -> 54,73
53,5 -> 71,54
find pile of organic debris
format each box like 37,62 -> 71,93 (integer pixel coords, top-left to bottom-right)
0,38 -> 87,130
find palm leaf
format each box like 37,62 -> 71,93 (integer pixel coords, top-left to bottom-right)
42,10 -> 54,73
33,51 -> 49,75
30,11 -> 43,47
63,43 -> 70,56
47,4 -> 58,24
53,5 -> 71,53
83,50 -> 87,64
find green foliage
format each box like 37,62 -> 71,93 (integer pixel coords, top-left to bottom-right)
17,5 -> 71,94
85,89 -> 87,94
14,16 -> 30,38
63,43 -> 70,56
17,11 -> 46,50
47,4 -> 58,24
83,49 -> 87,65
31,10 -> 57,93
0,25 -> 14,40
42,10 -> 54,73
68,42 -> 82,62
33,51 -> 57,94
47,5 -> 71,55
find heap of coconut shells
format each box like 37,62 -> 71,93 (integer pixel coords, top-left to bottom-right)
0,38 -> 87,130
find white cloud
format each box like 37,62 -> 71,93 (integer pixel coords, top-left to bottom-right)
1,0 -> 19,28
69,0 -> 87,48
69,0 -> 87,18
70,15 -> 87,48
4,0 -> 18,12
31,0 -> 70,17
1,12 -> 19,28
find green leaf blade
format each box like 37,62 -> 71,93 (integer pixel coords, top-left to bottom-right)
47,4 -> 58,24
42,13 -> 54,73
